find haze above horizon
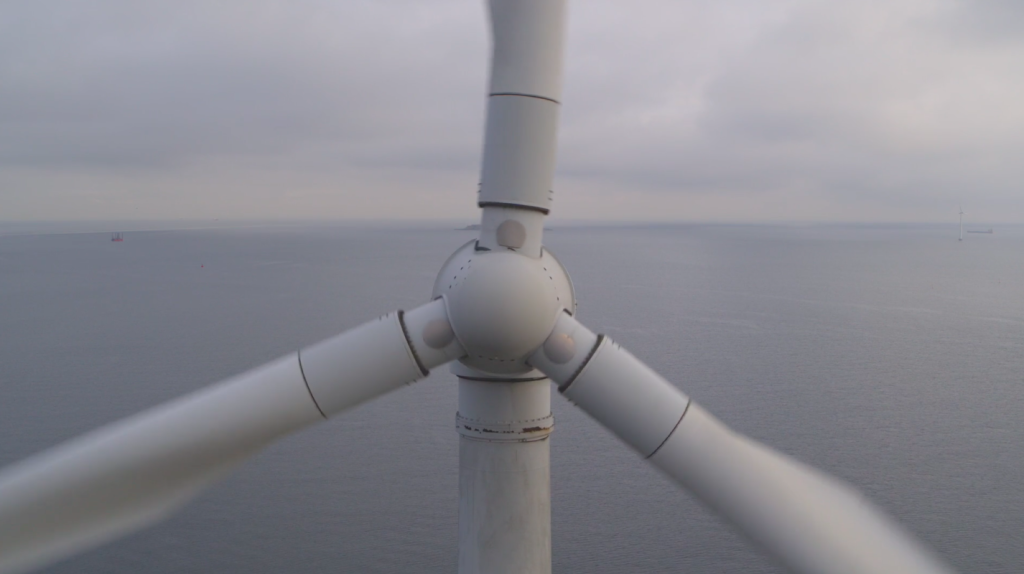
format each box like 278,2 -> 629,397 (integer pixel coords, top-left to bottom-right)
2,0 -> 1023,223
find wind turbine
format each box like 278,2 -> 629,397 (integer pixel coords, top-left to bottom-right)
0,2 -> 955,574
959,205 -> 965,241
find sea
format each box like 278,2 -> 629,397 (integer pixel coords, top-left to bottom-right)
0,222 -> 1021,574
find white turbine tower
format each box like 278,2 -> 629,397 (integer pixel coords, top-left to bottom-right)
0,2 -> 956,574
959,205 -> 965,241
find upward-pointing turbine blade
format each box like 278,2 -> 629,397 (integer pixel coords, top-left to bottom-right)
0,299 -> 463,574
530,313 -> 954,574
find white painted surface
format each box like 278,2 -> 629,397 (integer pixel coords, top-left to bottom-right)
487,0 -> 566,99
457,378 -> 552,574
443,252 -> 559,361
651,403 -> 954,574
563,336 -> 690,456
478,95 -> 560,213
531,313 -> 953,574
529,311 -> 599,381
531,315 -> 689,456
299,311 -> 424,416
477,206 -> 545,256
0,355 -> 321,574
434,246 -> 573,375
402,298 -> 467,368
0,302 -> 455,574
477,0 -> 566,215
458,377 -> 552,424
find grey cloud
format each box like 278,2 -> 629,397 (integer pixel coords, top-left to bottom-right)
0,0 -> 486,169
556,0 -> 1024,208
1,0 -> 1023,221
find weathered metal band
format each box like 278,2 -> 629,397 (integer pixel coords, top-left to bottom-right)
455,412 -> 554,442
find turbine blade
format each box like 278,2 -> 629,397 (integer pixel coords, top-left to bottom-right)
473,0 -> 568,254
530,313 -> 954,574
0,300 -> 463,574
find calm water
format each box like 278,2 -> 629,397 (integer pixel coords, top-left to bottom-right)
1,223 -> 1022,573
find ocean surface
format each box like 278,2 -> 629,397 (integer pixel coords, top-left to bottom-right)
0,223 -> 1022,574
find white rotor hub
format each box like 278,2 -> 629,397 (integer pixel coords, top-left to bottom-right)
433,241 -> 575,375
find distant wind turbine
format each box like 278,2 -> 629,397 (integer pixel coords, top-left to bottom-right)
959,205 -> 965,241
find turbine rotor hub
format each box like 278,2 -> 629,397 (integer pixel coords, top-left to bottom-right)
432,241 -> 575,375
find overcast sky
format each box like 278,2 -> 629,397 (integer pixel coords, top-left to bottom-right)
2,0 -> 1023,223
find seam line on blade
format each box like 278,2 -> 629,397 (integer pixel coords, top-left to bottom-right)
478,201 -> 550,215
296,350 -> 327,419
457,375 -> 549,383
558,334 -> 604,393
398,310 -> 430,377
489,92 -> 560,104
646,399 -> 691,459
